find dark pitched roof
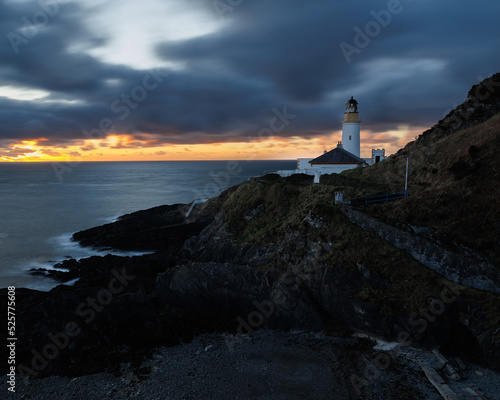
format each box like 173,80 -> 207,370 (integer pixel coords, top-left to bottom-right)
309,145 -> 366,164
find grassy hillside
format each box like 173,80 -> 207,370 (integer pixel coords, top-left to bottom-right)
217,180 -> 445,312
209,177 -> 500,340
342,74 -> 500,266
204,73 -> 500,339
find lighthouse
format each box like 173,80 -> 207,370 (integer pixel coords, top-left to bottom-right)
275,94 -> 390,181
341,96 -> 361,158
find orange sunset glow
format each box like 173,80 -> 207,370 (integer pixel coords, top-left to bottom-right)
0,126 -> 420,163
1,0 -> 497,167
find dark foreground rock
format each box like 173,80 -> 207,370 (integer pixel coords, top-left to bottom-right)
2,180 -> 500,383
14,330 -> 500,400
2,286 -> 163,378
2,74 -> 500,398
72,202 -> 215,252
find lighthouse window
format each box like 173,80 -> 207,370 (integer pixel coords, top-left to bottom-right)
349,135 -> 352,140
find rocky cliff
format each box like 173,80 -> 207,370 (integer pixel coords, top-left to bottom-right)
1,74 -> 500,383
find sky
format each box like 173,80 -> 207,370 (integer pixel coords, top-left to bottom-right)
0,0 -> 499,162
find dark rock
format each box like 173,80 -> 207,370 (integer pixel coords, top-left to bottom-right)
284,173 -> 314,185
250,173 -> 314,185
251,173 -> 281,183
154,261 -> 327,332
0,286 -> 162,378
339,205 -> 500,293
54,258 -> 79,270
72,202 -> 215,253
71,253 -> 173,295
28,268 -> 50,277
421,73 -> 500,139
28,267 -> 79,283
5,109 -> 500,381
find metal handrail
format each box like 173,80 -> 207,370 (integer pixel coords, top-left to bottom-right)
350,190 -> 408,207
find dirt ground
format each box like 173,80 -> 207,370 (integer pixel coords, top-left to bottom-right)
13,330 -> 500,400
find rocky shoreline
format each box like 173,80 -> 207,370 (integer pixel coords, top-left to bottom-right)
13,330 -> 500,400
2,73 -> 500,399
2,175 -> 500,399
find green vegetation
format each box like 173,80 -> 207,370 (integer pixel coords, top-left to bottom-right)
344,113 -> 500,266
207,74 -> 500,327
215,175 -> 500,330
214,180 -> 457,315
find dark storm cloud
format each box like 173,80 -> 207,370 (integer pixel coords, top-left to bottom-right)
158,0 -> 500,131
0,0 -> 499,147
0,2 -> 117,93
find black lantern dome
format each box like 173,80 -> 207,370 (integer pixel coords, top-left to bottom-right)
345,96 -> 358,113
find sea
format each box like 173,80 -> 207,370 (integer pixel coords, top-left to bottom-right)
0,160 -> 295,291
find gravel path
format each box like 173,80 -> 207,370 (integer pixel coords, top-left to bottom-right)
12,330 -> 500,400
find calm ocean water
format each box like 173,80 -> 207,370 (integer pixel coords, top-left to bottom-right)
0,161 -> 295,291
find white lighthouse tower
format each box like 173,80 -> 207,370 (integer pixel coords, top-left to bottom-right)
341,96 -> 361,158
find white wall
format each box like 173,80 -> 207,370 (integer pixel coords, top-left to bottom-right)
310,164 -> 360,174
297,158 -> 313,170
371,149 -> 386,164
341,123 -> 361,157
276,163 -> 360,179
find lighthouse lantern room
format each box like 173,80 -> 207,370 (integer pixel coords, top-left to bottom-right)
341,96 -> 361,158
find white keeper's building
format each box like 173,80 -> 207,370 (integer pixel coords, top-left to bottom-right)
277,97 -> 387,182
